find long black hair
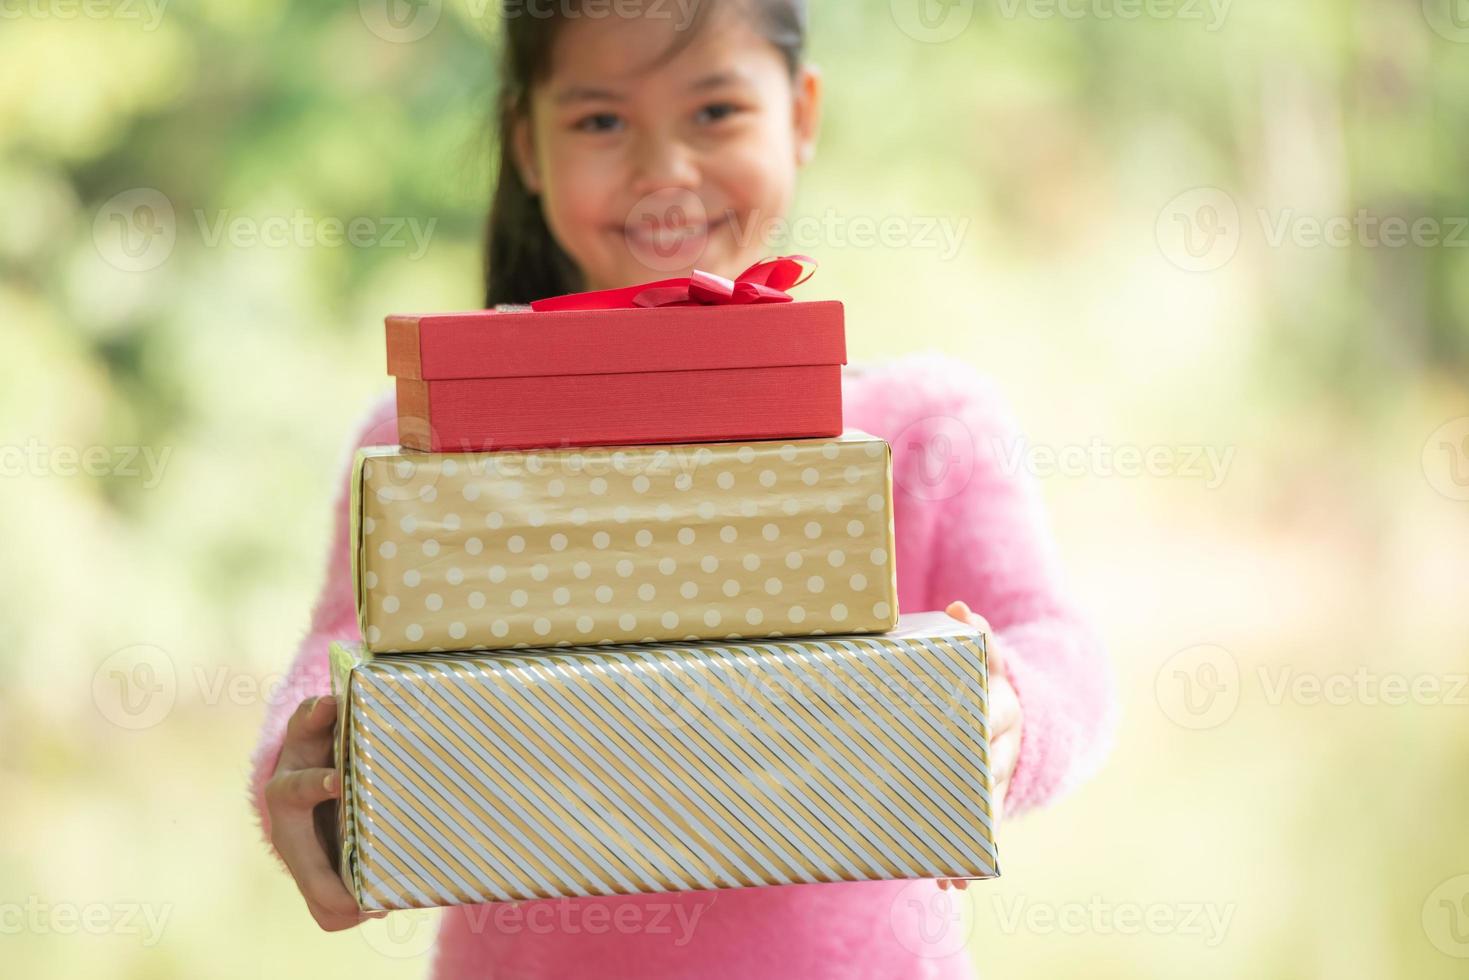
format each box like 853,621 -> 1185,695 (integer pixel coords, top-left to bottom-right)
483,0 -> 809,307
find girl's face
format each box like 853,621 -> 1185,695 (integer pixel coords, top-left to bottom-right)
514,8 -> 822,292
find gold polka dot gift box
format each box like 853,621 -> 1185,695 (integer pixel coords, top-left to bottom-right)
350,431 -> 901,654
328,611 -> 999,909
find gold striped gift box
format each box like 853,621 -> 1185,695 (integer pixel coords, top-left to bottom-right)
329,612 -> 999,910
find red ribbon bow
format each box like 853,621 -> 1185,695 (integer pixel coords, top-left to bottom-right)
529,255 -> 816,312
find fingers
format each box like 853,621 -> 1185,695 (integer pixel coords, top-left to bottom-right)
991,728 -> 1021,785
267,769 -> 375,931
267,767 -> 340,813
989,726 -> 1020,834
937,878 -> 970,891
988,673 -> 1023,738
985,635 -> 1009,678
944,600 -> 991,635
988,669 -> 1022,828
283,818 -> 369,932
944,602 -> 1000,670
940,601 -> 1020,827
279,696 -> 337,771
271,697 -> 387,930
990,675 -> 1023,769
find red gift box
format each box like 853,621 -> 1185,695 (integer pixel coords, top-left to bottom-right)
386,257 -> 847,453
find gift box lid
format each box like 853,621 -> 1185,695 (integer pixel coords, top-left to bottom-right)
386,301 -> 846,382
331,610 -> 975,674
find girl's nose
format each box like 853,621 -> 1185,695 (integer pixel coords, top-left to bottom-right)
628,133 -> 700,197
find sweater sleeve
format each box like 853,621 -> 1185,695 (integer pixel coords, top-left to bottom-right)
893,356 -> 1117,817
246,394 -> 398,869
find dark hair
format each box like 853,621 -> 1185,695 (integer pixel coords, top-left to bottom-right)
484,0 -> 808,307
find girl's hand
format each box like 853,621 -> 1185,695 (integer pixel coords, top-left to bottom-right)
936,600 -> 1023,891
264,695 -> 384,930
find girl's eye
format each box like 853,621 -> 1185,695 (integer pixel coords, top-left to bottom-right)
573,112 -> 624,134
694,102 -> 742,125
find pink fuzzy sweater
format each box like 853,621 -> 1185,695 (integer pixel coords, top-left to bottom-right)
248,353 -> 1116,979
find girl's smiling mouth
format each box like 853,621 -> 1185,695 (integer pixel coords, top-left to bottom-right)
619,211 -> 733,264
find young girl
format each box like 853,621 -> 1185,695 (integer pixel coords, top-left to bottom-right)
250,2 -> 1116,976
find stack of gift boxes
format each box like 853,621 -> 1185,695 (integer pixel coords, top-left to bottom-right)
329,259 -> 1000,912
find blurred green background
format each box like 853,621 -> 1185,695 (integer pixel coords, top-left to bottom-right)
4,0 -> 1469,976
